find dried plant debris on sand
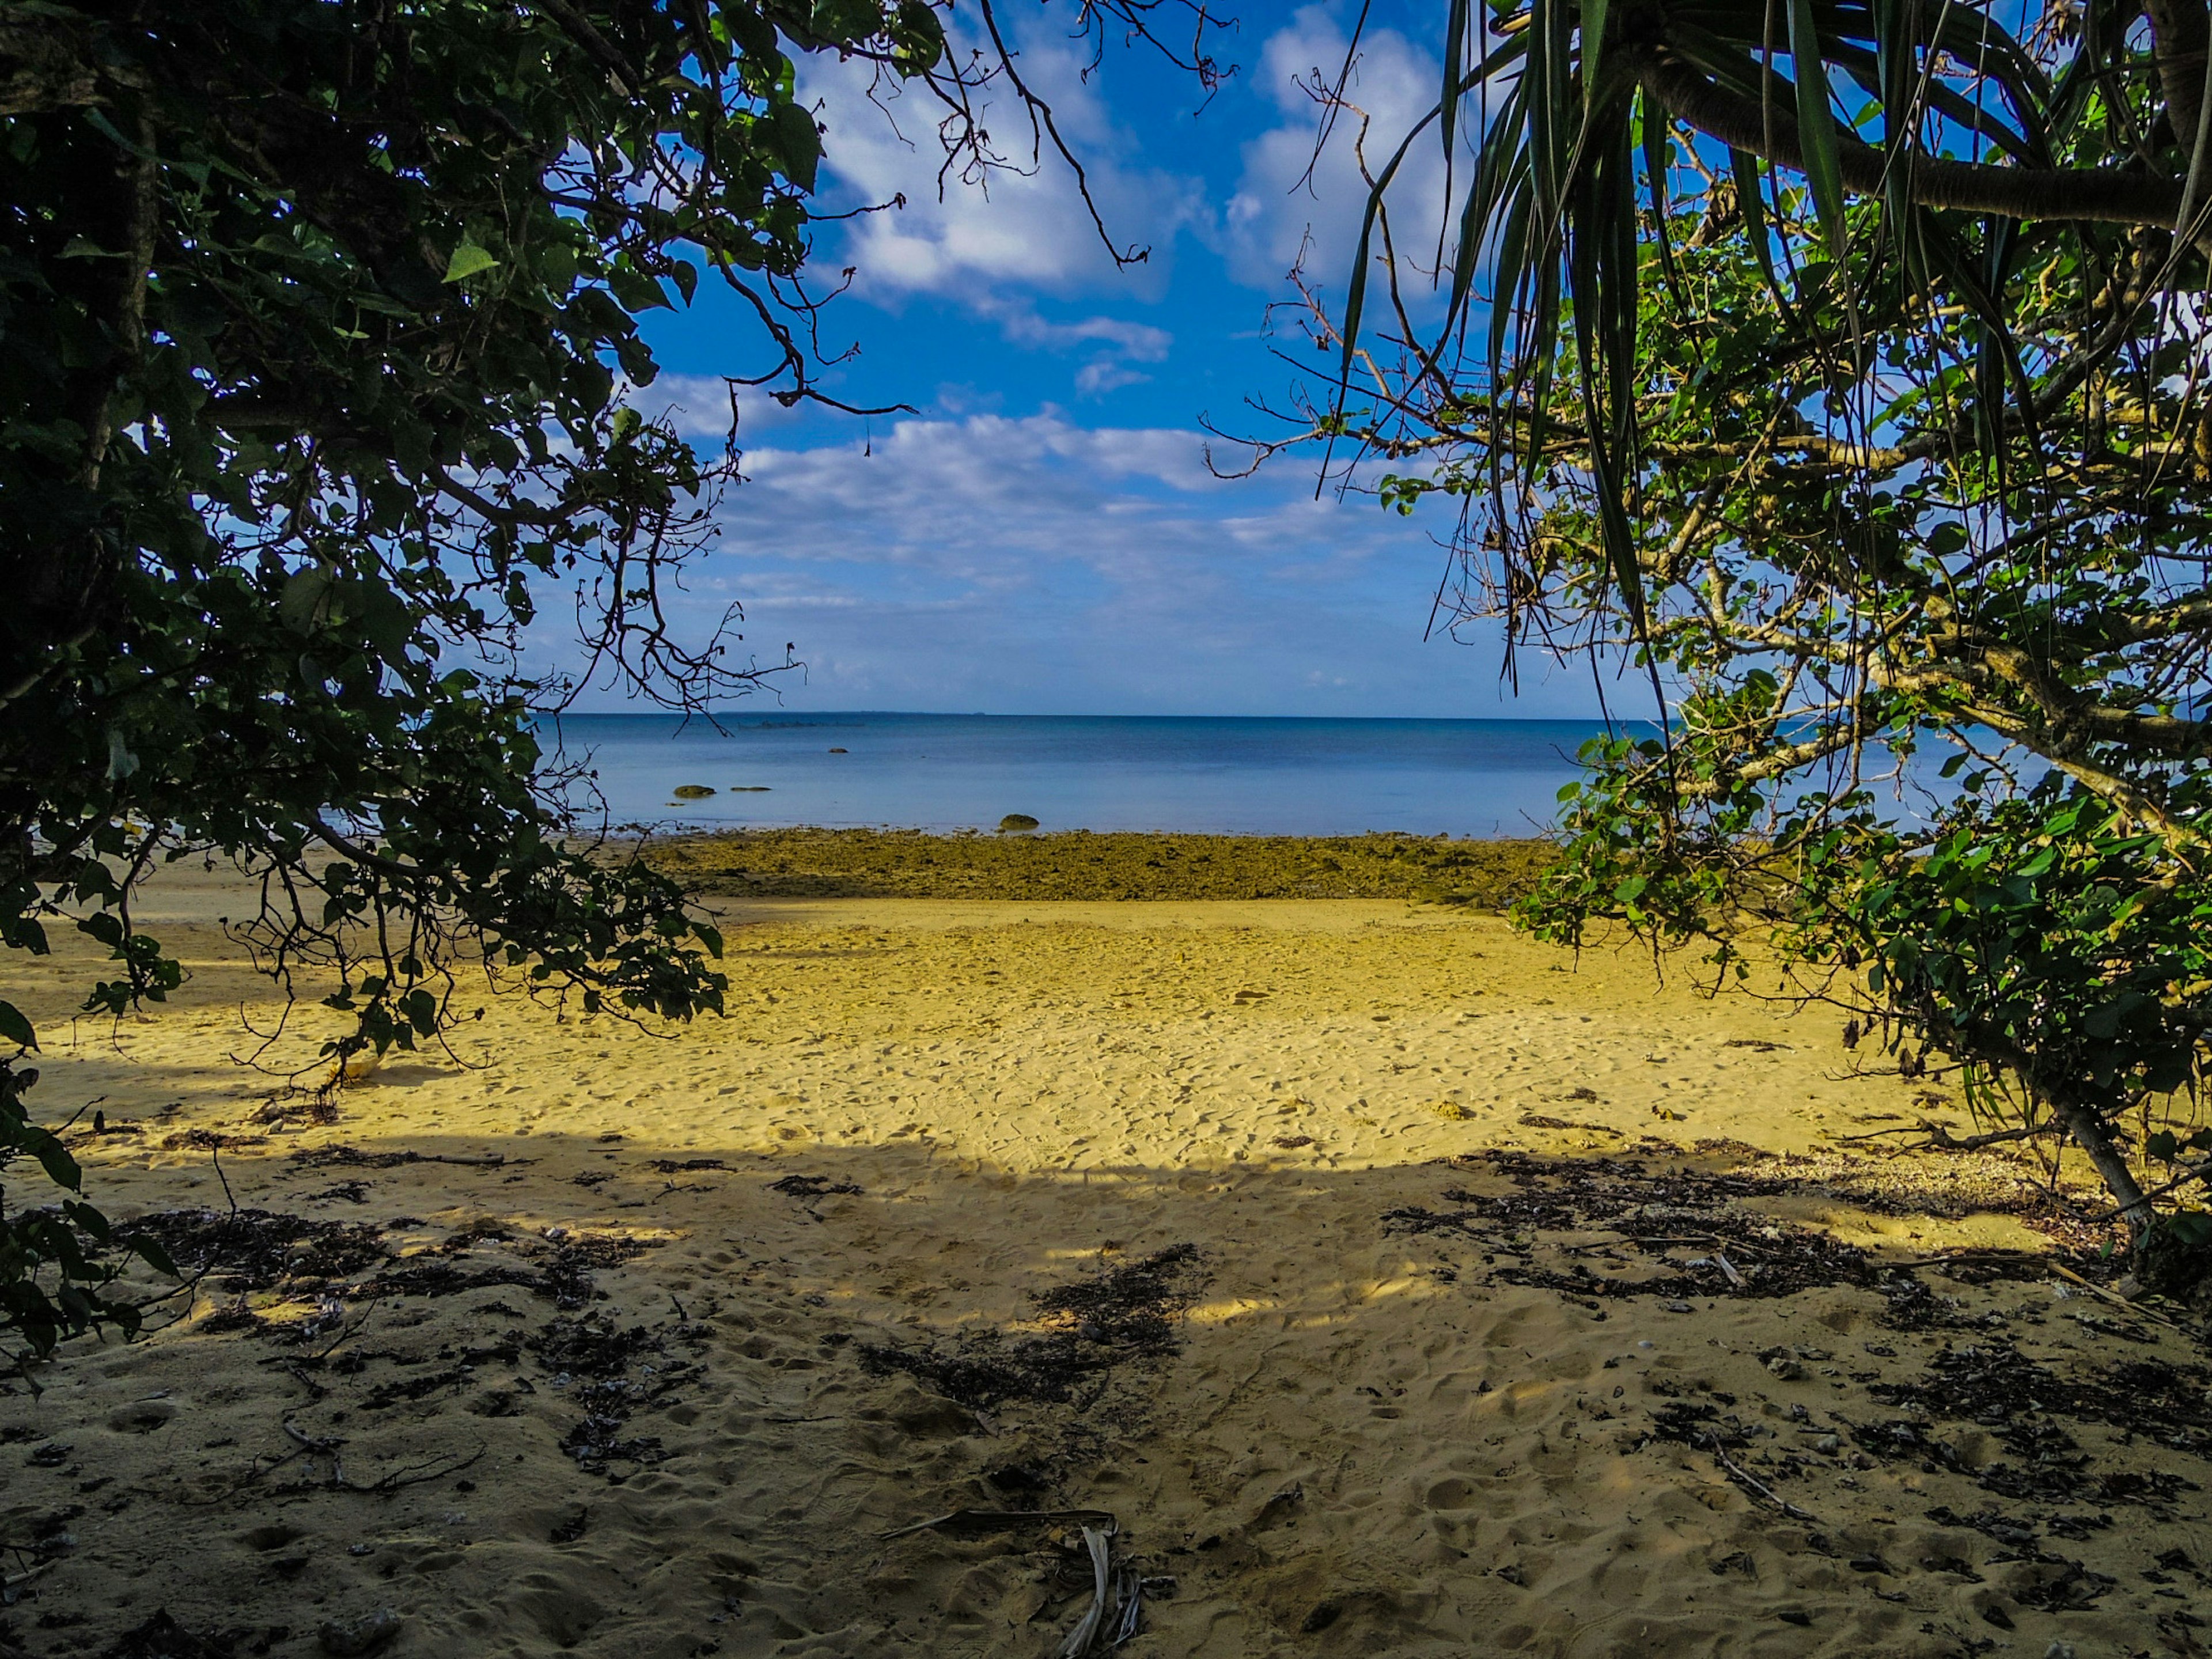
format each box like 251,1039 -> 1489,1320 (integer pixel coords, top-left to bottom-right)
648,826 -> 1556,904
123,1208 -> 650,1315
1385,1146 -> 1881,1302
96,1609 -> 245,1659
124,1208 -> 388,1296
1849,1340 -> 2209,1508
1389,1145 -> 2118,1308
861,1245 -> 1207,1410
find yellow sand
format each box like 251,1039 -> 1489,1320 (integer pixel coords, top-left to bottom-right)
1,866 -> 2202,1657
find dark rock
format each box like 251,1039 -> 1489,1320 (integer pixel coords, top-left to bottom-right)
317,1608 -> 400,1656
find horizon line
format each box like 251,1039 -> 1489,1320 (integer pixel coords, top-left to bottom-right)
545,707 -> 1641,723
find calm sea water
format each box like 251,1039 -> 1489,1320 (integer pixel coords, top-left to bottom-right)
538,712 -> 1631,838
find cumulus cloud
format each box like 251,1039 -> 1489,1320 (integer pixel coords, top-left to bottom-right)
988,304 -> 1172,361
805,35 -> 1204,302
1224,9 -> 1450,294
795,27 -> 1204,397
553,411 -> 1552,715
619,373 -> 816,445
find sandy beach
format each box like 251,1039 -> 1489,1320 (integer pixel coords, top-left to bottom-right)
1,853 -> 2204,1658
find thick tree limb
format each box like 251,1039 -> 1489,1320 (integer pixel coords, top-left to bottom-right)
2147,0 -> 2212,179
1631,41 -> 2187,229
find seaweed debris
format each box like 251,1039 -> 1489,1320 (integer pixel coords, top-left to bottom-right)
1386,1150 -> 1878,1301
1843,1341 -> 2206,1509
647,827 -> 1556,906
768,1174 -> 862,1199
1869,1342 -> 2212,1458
353,1228 -> 647,1309
126,1209 -> 387,1295
862,1245 -> 1207,1410
287,1144 -> 509,1171
533,1315 -> 708,1475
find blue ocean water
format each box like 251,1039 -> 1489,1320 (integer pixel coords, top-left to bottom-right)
538,712 -> 1633,838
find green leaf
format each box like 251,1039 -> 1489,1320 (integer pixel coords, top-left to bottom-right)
770,101 -> 823,193
1785,0 -> 1849,257
1442,0 -> 1473,148
279,565 -> 337,634
812,0 -> 881,41
1580,0 -> 1609,106
1729,150 -> 1797,323
608,267 -> 672,314
24,1126 -> 81,1192
0,999 -> 36,1051
130,1234 -> 180,1277
444,238 -> 501,283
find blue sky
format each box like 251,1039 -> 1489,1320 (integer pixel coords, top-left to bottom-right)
612,3 -> 1610,719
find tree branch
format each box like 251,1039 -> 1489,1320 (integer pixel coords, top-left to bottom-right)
1631,41 -> 2186,230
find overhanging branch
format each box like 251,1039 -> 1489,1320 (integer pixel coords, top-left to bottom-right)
1631,41 -> 2187,230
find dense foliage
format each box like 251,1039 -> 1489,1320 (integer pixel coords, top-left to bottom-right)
1302,0 -> 2212,1255
0,0 -> 1226,1370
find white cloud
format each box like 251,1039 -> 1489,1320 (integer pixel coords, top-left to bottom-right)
550,411 -> 1577,715
796,27 -> 1202,399
988,303 -> 1171,361
620,373 -> 813,445
805,36 -> 1205,302
1075,361 -> 1152,397
1224,9 -> 1450,295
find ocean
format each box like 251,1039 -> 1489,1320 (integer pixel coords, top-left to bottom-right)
537,711 -> 1632,839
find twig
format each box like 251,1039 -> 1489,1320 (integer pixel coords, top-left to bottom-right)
1836,1119 -> 2061,1153
2085,1154 -> 2212,1217
350,1445 -> 482,1494
1699,1431 -> 1819,1522
252,1444 -> 483,1500
2048,1262 -> 2186,1332
308,1293 -> 385,1362
1883,1248 -> 2053,1269
880,1507 -> 1118,1541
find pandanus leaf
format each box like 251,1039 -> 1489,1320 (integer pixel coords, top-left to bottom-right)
1731,149 -> 1798,324
1442,0 -> 1472,156
1786,0 -> 1850,256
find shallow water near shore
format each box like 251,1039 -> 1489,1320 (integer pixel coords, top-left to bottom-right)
541,711 -> 1635,836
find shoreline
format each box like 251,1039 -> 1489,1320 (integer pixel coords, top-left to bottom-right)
643,826 -> 1560,907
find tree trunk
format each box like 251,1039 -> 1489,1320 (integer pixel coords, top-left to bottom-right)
1633,42 -> 2188,231
2147,0 -> 2211,167
2048,1093 -> 2154,1240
